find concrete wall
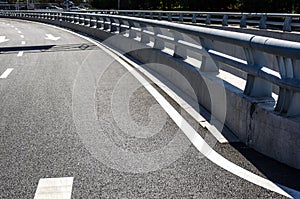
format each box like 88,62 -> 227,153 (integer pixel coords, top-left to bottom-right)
12,16 -> 300,170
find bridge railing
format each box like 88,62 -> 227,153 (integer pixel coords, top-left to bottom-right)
1,10 -> 300,116
65,10 -> 300,33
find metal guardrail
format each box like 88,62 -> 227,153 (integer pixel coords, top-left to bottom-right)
1,10 -> 300,116
69,10 -> 300,33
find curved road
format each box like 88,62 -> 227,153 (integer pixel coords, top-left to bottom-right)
0,18 -> 300,198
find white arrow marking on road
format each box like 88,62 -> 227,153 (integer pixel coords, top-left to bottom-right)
45,34 -> 60,41
0,36 -> 9,44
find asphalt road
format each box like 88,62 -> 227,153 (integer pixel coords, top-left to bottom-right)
0,18 -> 300,199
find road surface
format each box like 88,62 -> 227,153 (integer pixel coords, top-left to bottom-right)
0,18 -> 300,199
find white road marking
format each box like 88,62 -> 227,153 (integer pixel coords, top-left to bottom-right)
18,30 -> 21,34
45,34 -> 60,41
15,27 -> 18,30
20,35 -> 24,38
278,184 -> 300,199
0,68 -> 14,79
21,41 -> 26,45
34,177 -> 73,199
17,51 -> 23,57
35,22 -> 298,197
105,47 -> 293,198
90,39 -> 293,197
0,36 -> 9,43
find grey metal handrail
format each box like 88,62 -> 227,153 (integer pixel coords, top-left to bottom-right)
66,10 -> 300,32
1,10 -> 300,116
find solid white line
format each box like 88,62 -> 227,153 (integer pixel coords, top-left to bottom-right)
0,68 -> 14,79
20,35 -> 24,38
278,184 -> 300,199
17,51 -> 23,57
111,49 -> 293,199
34,177 -> 73,199
31,22 -> 296,197
88,39 -> 292,198
21,41 -> 26,45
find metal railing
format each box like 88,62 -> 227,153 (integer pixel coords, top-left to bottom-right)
68,10 -> 300,33
1,10 -> 300,116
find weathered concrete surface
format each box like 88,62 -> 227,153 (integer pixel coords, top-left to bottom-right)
10,16 -> 300,170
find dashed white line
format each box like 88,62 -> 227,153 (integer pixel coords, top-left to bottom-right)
17,51 -> 24,57
18,30 -> 21,34
0,68 -> 14,79
20,35 -> 24,38
34,177 -> 73,199
21,41 -> 26,45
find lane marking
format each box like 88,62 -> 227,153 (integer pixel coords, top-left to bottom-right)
32,22 -> 299,197
0,68 -> 14,79
18,30 -> 21,34
34,177 -> 73,199
77,34 -> 292,197
20,35 -> 24,38
103,46 -> 293,198
17,51 -> 23,57
45,34 -> 60,41
21,41 -> 25,45
15,27 -> 18,30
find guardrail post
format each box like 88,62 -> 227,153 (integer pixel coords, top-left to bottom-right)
69,13 -> 74,23
74,14 -> 79,24
259,15 -> 267,29
205,14 -> 211,25
150,12 -> 153,19
140,23 -> 150,44
103,17 -> 109,30
240,14 -> 247,28
109,18 -> 117,32
283,16 -> 292,32
79,14 -> 84,25
168,13 -> 172,22
192,13 -> 196,23
243,48 -> 273,97
90,16 -> 96,28
153,27 -> 164,50
172,31 -> 187,59
128,21 -> 137,39
179,13 -> 183,22
199,38 -> 219,72
222,14 -> 228,26
158,13 -> 162,20
275,57 -> 300,116
96,16 -> 102,29
118,19 -> 126,33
